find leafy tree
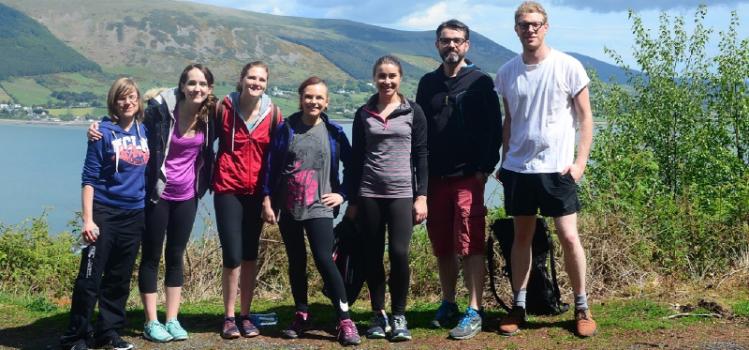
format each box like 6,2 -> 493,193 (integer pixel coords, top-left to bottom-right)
585,6 -> 749,276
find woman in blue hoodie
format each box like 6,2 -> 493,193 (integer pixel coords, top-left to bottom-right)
87,64 -> 217,343
61,77 -> 149,350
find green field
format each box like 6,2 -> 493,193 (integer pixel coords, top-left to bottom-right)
47,107 -> 106,118
0,86 -> 11,103
0,78 -> 56,105
34,72 -> 110,95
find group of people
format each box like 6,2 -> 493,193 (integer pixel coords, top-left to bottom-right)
60,2 -> 596,349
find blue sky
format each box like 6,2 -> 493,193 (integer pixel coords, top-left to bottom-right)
183,0 -> 749,67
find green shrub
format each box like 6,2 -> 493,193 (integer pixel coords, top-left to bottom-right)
0,213 -> 79,298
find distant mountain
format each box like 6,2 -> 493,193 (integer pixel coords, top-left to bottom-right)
0,3 -> 100,80
0,0 -> 630,109
568,52 -> 635,84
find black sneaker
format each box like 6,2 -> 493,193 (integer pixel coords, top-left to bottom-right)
68,339 -> 89,350
92,334 -> 134,350
366,311 -> 390,339
431,300 -> 459,328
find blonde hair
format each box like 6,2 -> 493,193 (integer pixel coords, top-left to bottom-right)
515,1 -> 548,24
106,77 -> 143,121
143,87 -> 169,102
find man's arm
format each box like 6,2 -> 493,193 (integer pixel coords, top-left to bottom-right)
501,97 -> 512,168
564,86 -> 593,181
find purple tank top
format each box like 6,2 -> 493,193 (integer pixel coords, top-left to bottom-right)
161,110 -> 204,201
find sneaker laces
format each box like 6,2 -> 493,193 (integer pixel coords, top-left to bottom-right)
339,319 -> 357,337
458,309 -> 477,328
393,316 -> 406,330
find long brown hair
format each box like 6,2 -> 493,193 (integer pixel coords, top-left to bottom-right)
177,63 -> 216,131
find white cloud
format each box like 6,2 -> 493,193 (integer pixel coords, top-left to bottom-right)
181,0 -> 749,67
399,2 -> 451,29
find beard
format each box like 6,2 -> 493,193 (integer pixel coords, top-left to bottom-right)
440,49 -> 463,65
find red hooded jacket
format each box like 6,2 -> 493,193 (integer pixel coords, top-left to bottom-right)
212,94 -> 282,195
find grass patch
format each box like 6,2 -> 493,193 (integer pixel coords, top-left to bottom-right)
0,78 -> 56,105
595,299 -> 677,331
34,72 -> 111,94
0,87 -> 11,103
47,107 -> 106,118
732,300 -> 749,317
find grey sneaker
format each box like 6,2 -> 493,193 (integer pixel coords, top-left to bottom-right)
366,311 -> 390,339
389,315 -> 412,342
448,308 -> 482,340
431,300 -> 459,328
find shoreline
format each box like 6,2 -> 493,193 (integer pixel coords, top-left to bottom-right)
0,118 -> 91,127
0,118 -> 352,126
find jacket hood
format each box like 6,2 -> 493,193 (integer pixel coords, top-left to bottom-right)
152,88 -> 179,118
224,92 -> 274,152
435,59 -> 480,79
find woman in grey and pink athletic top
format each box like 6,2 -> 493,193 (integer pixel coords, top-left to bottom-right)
347,55 -> 428,342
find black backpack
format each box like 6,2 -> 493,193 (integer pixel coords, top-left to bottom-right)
487,217 -> 569,315
323,216 -> 366,305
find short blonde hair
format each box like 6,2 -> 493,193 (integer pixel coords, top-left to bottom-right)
515,1 -> 548,24
107,77 -> 143,121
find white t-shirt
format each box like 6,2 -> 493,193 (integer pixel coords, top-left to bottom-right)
495,49 -> 590,173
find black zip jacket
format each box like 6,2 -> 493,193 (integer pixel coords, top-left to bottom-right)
416,62 -> 502,177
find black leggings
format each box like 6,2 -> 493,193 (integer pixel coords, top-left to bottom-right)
138,198 -> 197,293
357,197 -> 413,316
214,193 -> 264,268
279,215 -> 350,320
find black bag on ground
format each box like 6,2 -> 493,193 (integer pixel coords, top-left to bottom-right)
322,216 -> 366,305
487,217 -> 569,315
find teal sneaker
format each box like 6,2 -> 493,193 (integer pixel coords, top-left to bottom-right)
431,300 -> 459,328
143,320 -> 173,343
448,307 -> 482,340
165,318 -> 189,341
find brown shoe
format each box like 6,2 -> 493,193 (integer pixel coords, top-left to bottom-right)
575,309 -> 597,337
499,307 -> 526,336
221,317 -> 241,339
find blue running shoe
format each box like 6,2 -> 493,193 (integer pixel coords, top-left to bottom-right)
449,307 -> 482,340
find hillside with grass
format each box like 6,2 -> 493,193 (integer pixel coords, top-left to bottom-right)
0,3 -> 100,80
0,0 -> 628,111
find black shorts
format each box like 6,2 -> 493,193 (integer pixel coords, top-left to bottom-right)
498,168 -> 581,217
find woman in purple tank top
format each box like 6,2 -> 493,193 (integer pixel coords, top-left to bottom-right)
87,64 -> 217,342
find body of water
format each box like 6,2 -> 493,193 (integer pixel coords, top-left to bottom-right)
0,121 -> 502,235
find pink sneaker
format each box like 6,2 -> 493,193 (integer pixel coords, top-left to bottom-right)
337,319 -> 361,346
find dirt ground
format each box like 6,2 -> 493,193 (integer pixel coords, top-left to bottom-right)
2,315 -> 748,350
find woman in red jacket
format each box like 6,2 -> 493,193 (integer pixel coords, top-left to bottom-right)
213,61 -> 282,339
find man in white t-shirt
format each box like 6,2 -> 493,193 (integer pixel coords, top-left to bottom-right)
494,1 -> 596,337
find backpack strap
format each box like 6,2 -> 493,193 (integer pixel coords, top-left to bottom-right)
487,231 -> 512,313
269,104 -> 279,138
544,219 -> 565,307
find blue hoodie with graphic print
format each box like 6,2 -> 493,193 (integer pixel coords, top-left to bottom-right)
81,117 -> 150,209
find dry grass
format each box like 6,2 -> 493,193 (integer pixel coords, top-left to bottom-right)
135,212 -> 749,308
